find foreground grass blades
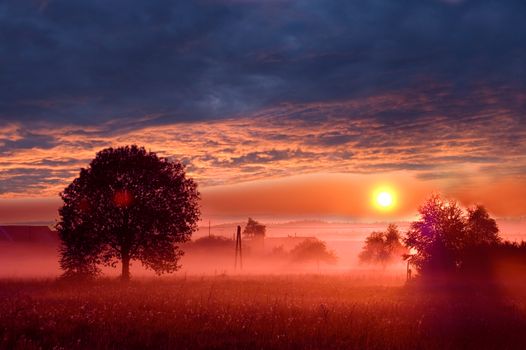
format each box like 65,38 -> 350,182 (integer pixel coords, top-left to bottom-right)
1,275 -> 526,349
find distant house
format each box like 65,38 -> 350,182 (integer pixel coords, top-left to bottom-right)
0,226 -> 59,245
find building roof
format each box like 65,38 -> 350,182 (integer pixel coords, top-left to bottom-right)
0,226 -> 59,245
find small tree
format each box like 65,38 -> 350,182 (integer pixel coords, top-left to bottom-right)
190,236 -> 233,251
359,231 -> 388,265
359,224 -> 406,267
57,145 -> 200,280
243,217 -> 266,238
290,238 -> 337,267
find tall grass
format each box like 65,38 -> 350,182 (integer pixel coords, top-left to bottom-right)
0,275 -> 525,349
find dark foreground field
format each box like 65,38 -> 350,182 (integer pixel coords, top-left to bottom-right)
1,275 -> 526,350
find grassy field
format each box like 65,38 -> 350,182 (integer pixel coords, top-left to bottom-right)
1,275 -> 526,349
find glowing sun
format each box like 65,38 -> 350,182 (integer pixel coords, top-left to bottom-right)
373,188 -> 396,211
376,192 -> 393,207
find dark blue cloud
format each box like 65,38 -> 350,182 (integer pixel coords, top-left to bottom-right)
230,149 -> 316,166
0,131 -> 57,155
0,167 -> 74,194
0,0 -> 524,128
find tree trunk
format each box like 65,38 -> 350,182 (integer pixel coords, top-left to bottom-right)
121,253 -> 130,281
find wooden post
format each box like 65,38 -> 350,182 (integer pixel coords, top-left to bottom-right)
234,225 -> 242,270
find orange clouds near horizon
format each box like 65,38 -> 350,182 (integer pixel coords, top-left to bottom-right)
1,91 -> 525,221
3,170 -> 525,226
202,172 -> 430,220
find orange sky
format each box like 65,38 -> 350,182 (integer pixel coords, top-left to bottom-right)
1,170 -> 525,225
1,0 -> 526,227
1,97 -> 526,223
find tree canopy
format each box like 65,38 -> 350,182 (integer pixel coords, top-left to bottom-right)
190,235 -> 233,251
243,217 -> 266,238
290,238 -> 337,265
359,224 -> 406,267
465,205 -> 500,246
404,194 -> 501,276
57,145 -> 200,280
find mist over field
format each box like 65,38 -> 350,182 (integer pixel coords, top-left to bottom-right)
1,219 -> 525,279
0,221 -> 397,278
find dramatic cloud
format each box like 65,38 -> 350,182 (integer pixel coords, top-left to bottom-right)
1,91 -> 525,217
1,0 -> 524,125
0,0 -> 525,219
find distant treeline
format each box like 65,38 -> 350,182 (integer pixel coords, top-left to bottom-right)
188,233 -> 337,266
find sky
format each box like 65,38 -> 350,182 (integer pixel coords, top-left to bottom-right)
0,0 -> 525,224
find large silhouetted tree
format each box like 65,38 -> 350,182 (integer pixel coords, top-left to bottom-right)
404,195 -> 466,274
404,195 -> 503,276
57,145 -> 200,280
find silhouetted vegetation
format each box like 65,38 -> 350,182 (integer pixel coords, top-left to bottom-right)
57,145 -> 200,280
404,195 -> 522,279
465,204 -> 501,246
290,238 -> 337,266
405,195 -> 466,274
189,235 -> 233,251
243,217 -> 266,238
359,224 -> 406,267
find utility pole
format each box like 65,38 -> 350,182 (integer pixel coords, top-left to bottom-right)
208,220 -> 211,238
234,225 -> 242,270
